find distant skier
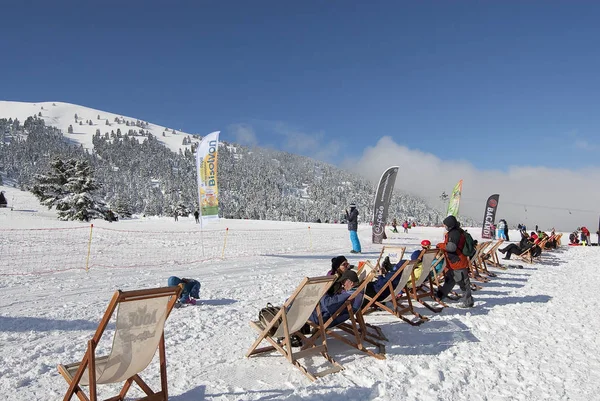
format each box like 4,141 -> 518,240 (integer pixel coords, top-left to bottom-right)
194,210 -> 200,223
402,221 -> 409,233
391,218 -> 398,233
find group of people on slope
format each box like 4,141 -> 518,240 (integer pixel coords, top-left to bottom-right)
569,226 -> 597,246
498,228 -> 559,260
314,214 -> 476,329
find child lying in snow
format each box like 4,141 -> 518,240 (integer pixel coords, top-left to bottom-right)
168,276 -> 201,305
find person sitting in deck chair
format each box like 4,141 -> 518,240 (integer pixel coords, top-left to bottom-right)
326,255 -> 354,294
364,254 -> 412,301
310,270 -> 362,327
499,231 -> 539,259
167,276 -> 201,306
569,231 -> 579,245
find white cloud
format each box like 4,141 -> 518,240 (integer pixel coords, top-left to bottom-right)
569,130 -> 597,151
229,123 -> 258,147
344,136 -> 600,232
228,121 -> 342,161
268,121 -> 342,161
573,139 -> 596,151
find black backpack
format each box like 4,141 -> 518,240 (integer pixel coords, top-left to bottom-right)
258,303 -> 281,336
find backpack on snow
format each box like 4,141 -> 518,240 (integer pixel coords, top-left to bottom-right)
461,230 -> 476,258
258,303 -> 282,336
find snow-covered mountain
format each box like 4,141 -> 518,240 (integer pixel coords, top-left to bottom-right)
0,100 -> 471,225
0,100 -> 196,153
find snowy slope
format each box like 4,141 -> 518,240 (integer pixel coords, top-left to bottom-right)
1,185 -> 598,401
0,100 -> 198,153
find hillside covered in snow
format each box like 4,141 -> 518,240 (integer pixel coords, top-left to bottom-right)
0,100 -> 467,225
0,101 -> 195,154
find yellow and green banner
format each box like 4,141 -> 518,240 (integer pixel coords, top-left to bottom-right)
447,179 -> 463,217
196,131 -> 220,224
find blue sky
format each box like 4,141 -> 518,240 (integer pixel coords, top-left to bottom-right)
1,1 -> 599,171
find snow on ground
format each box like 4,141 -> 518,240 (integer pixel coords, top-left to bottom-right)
0,100 -> 199,153
1,184 -> 599,400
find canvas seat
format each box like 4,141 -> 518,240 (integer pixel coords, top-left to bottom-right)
469,241 -> 492,282
406,249 -> 449,313
480,239 -> 505,269
375,245 -> 406,272
361,259 -> 428,326
246,276 -> 343,381
57,286 -> 183,401
305,267 -> 387,360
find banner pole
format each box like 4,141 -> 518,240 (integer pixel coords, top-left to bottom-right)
85,224 -> 94,272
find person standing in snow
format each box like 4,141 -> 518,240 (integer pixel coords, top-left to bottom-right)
497,219 -> 507,240
435,215 -> 474,308
502,219 -> 510,241
194,210 -> 200,223
346,203 -> 361,254
391,218 -> 399,233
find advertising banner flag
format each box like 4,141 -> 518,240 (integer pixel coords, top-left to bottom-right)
446,179 -> 463,217
372,166 -> 400,244
196,131 -> 220,225
481,194 -> 500,239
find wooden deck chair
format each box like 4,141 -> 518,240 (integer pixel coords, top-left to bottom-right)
555,233 -> 563,247
361,259 -> 428,326
306,269 -> 387,360
474,241 -> 498,277
57,286 -> 183,401
515,246 -> 535,264
246,276 -> 343,381
481,239 -> 505,269
407,249 -> 448,313
468,241 -> 491,282
375,246 -> 406,272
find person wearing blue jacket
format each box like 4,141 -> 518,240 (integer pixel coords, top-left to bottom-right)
168,276 -> 201,305
310,269 -> 363,327
364,250 -> 423,302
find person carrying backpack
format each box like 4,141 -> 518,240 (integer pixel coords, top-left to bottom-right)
434,215 -> 474,308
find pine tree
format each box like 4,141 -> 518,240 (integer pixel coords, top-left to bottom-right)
31,158 -> 107,221
111,195 -> 133,218
31,158 -> 73,209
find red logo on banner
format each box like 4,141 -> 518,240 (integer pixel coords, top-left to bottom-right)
488,199 -> 498,208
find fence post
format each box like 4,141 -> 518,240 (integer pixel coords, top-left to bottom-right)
85,224 -> 94,272
308,226 -> 312,251
221,227 -> 229,259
